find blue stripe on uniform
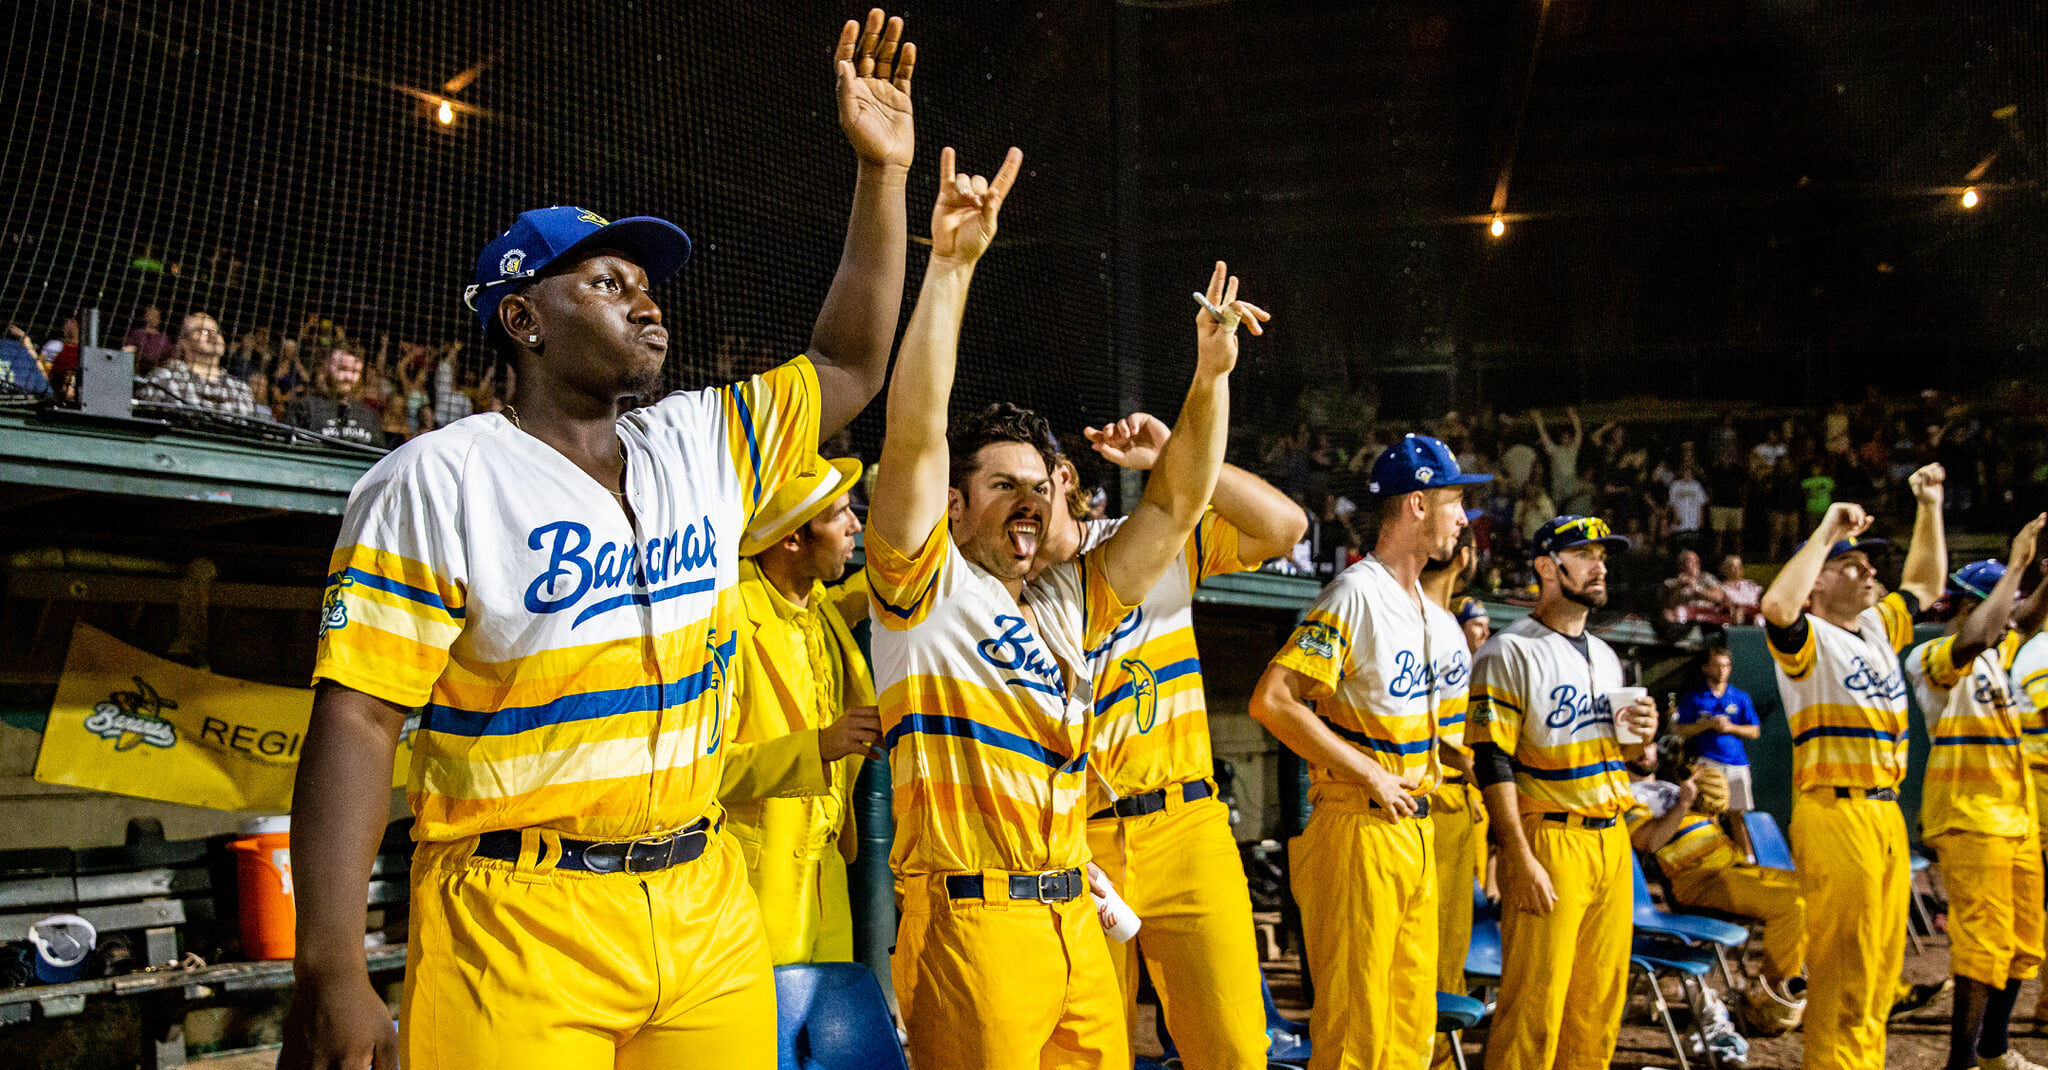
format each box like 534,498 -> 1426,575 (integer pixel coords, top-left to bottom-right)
732,387 -> 764,509
1931,735 -> 2021,747
881,713 -> 1083,772
1322,717 -> 1435,756
1518,758 -> 1628,782
1792,725 -> 1908,746
570,577 -> 717,628
421,636 -> 735,737
334,567 -> 465,619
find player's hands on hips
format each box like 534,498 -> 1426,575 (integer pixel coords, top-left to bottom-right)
833,9 -> 915,169
1193,261 -> 1269,378
1358,762 -> 1422,818
928,146 -> 1022,266
1820,501 -> 1871,543
1909,463 -> 1946,508
2009,513 -> 2046,571
278,970 -> 398,1070
1085,412 -> 1171,471
820,705 -> 884,762
1501,848 -> 1558,917
1617,696 -> 1658,740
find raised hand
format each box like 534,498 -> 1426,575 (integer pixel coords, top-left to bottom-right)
2010,513 -> 2047,571
1910,463 -> 1946,507
834,10 -> 915,168
1084,412 -> 1171,471
1193,260 -> 1270,378
929,146 -> 1022,265
1821,501 -> 1871,542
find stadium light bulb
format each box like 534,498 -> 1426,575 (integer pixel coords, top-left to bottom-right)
1960,187 -> 1979,209
1489,216 -> 1506,238
437,100 -> 455,125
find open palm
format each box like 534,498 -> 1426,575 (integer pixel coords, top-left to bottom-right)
834,10 -> 915,168
930,146 -> 1023,264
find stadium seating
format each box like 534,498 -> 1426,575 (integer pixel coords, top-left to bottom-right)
1630,938 -> 1727,1070
773,963 -> 909,1070
1743,811 -> 1794,870
1630,852 -> 1748,989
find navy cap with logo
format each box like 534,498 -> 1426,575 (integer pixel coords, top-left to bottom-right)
1367,433 -> 1494,497
463,206 -> 693,335
1947,559 -> 2005,600
1529,514 -> 1631,558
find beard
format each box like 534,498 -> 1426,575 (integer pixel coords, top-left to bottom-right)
1562,578 -> 1609,609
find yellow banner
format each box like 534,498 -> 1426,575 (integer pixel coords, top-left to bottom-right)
33,622 -> 414,811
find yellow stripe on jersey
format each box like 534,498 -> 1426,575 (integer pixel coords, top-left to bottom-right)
866,518 -> 946,630
725,356 -> 821,531
1766,616 -> 1818,681
1272,608 -> 1439,796
1625,809 -> 1744,876
1915,631 -> 2032,839
1468,618 -> 1637,819
1774,592 -> 1916,792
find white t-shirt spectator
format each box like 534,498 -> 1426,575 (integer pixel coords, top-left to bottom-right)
1669,476 -> 1708,533
1500,443 -> 1537,491
1751,440 -> 1787,472
1721,577 -> 1764,626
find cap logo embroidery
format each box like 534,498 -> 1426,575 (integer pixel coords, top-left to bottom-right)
576,209 -> 610,227
500,250 -> 525,276
1416,467 -> 1434,484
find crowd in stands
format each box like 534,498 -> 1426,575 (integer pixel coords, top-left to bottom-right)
2,305 -> 508,448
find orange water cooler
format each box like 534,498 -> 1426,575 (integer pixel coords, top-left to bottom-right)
229,815 -> 296,960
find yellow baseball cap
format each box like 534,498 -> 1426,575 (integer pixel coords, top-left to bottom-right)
739,455 -> 863,557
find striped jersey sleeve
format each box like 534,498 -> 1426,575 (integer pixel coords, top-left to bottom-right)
313,452 -> 469,707
1270,581 -> 1370,701
866,517 -> 953,631
1875,591 -> 1916,653
1766,618 -> 1818,681
1469,639 -> 1527,756
1915,634 -> 1966,691
1189,511 -> 1255,589
722,356 -> 822,528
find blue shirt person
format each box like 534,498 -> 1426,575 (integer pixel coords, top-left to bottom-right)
1674,646 -> 1762,859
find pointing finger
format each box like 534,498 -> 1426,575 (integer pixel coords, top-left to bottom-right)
1206,261 -> 1227,304
987,147 -> 1025,203
939,146 -> 956,187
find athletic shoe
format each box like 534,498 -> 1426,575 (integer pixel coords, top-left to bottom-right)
1739,977 -> 1807,1037
1981,1051 -> 2048,1070
1891,979 -> 1952,1018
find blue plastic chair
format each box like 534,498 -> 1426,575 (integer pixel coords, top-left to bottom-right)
1436,991 -> 1488,1070
1744,811 -> 1795,870
1906,852 -> 1935,953
774,963 -> 909,1070
1465,916 -> 1503,980
1630,938 -> 1723,1070
1631,852 -> 1747,989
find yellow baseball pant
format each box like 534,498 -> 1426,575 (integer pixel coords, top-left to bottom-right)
1791,789 -> 1909,1070
2036,776 -> 2048,1020
892,871 -> 1129,1070
401,828 -> 775,1070
750,851 -> 853,965
1087,791 -> 1268,1070
1668,861 -> 1806,983
1484,816 -> 1632,1070
1430,782 -> 1479,1069
1290,783 -> 1437,1070
1928,830 -> 2045,987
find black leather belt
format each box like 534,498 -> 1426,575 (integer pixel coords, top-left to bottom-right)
1542,812 -> 1618,829
1090,779 -> 1213,821
944,869 -> 1086,903
1369,795 -> 1431,819
1834,787 -> 1898,801
472,817 -> 715,874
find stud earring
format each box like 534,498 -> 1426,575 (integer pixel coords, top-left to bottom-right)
527,335 -> 538,343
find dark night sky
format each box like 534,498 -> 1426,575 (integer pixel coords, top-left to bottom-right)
3,0 -> 2044,444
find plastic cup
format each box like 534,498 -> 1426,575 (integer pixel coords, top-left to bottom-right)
1086,864 -> 1142,943
1607,687 -> 1651,745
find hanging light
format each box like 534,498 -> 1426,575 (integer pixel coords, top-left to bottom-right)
437,99 -> 456,125
1489,216 -> 1506,238
1959,187 -> 1979,209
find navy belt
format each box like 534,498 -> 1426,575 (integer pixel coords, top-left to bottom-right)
1090,779 -> 1213,821
1834,787 -> 1898,801
944,869 -> 1086,903
472,817 -> 716,874
1369,794 -> 1431,819
1542,812 -> 1617,830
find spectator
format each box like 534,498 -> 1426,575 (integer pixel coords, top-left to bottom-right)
1751,425 -> 1788,474
1499,427 -> 1538,494
44,317 -> 81,402
1668,465 -> 1708,553
1707,457 -> 1747,561
1673,647 -> 1761,861
1534,407 -> 1587,511
273,338 -> 308,402
285,346 -> 382,445
1716,554 -> 1762,625
1710,412 -> 1742,471
1661,549 -> 1730,628
1513,478 -> 1555,545
1761,456 -> 1804,562
120,305 -> 175,373
1,325 -> 50,393
432,341 -> 473,427
134,311 -> 260,417
1799,460 -> 1835,528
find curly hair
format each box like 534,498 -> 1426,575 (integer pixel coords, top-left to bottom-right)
948,402 -> 1058,493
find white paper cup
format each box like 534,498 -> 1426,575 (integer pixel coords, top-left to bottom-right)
1086,864 -> 1142,942
1607,687 -> 1650,744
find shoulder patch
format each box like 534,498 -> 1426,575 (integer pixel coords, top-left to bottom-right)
1294,620 -> 1341,659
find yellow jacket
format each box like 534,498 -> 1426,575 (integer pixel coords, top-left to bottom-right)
719,560 -> 874,961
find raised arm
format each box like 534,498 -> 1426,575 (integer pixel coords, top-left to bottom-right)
810,10 -> 916,439
1898,463 -> 1949,608
1951,514 -> 2045,666
1532,409 -> 1556,452
866,147 -> 1021,555
1084,412 -> 1307,563
1097,263 -> 1267,601
1761,502 -> 1869,628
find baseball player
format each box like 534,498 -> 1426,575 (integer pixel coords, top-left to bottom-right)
718,454 -> 882,965
1903,516 -> 2048,1070
282,13 -> 916,1068
1467,515 -> 1659,1070
1757,463 -> 1949,1070
1027,413 -> 1307,1069
1419,532 -> 1482,1067
863,144 -> 1260,1070
2012,626 -> 2048,1025
1249,433 -> 1487,1069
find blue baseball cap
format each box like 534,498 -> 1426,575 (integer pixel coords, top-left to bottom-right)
464,206 -> 692,334
1795,535 -> 1891,562
1948,559 -> 2005,600
1529,514 -> 1630,558
1367,434 -> 1493,497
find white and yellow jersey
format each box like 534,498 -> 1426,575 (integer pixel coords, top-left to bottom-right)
1267,555 -> 1460,800
1426,599 -> 1475,764
2013,632 -> 2048,776
1468,616 -> 1637,820
1767,592 -> 1915,792
867,517 -> 1131,878
1075,512 -> 1259,809
1908,630 -> 2033,839
313,357 -> 819,843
